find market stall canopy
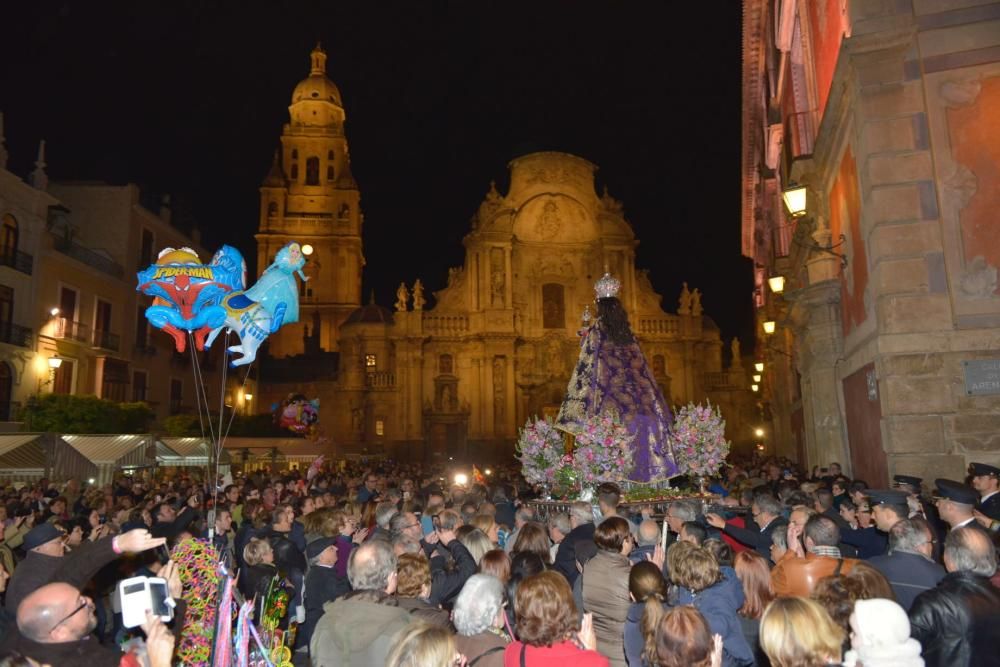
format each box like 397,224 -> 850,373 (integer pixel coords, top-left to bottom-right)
0,433 -> 98,483
61,434 -> 154,484
158,437 -> 231,467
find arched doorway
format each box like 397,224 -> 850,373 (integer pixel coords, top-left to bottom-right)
0,362 -> 12,421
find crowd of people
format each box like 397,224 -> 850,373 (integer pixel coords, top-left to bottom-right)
0,455 -> 996,666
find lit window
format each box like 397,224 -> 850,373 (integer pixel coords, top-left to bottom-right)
365,354 -> 377,369
375,419 -> 384,436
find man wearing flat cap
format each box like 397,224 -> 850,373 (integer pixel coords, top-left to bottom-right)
934,479 -> 980,532
969,463 -> 1000,521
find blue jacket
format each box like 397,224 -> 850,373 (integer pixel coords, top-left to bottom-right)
679,569 -> 753,667
839,526 -> 888,560
624,601 -> 650,667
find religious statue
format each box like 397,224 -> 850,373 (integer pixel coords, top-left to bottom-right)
395,282 -> 409,312
412,279 -> 426,310
730,338 -> 743,368
556,271 -> 678,482
441,385 -> 453,411
691,288 -> 703,317
678,282 -> 692,315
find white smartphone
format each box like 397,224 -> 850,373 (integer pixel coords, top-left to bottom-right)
118,576 -> 173,628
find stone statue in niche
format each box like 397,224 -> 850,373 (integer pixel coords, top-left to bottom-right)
490,247 -> 505,307
535,200 -> 561,240
678,282 -> 692,315
441,384 -> 453,412
447,266 -> 463,287
691,288 -> 703,317
395,282 -> 409,311
412,279 -> 426,310
542,283 -> 565,329
338,203 -> 350,219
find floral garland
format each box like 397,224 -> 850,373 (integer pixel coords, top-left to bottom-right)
516,417 -> 566,485
172,538 -> 221,666
671,401 -> 730,478
572,412 -> 635,485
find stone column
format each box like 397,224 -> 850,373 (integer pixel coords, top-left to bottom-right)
788,279 -> 849,470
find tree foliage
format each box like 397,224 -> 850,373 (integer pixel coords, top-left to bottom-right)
161,412 -> 288,438
23,394 -> 154,433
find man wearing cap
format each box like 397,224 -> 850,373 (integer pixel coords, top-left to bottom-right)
302,536 -> 348,653
969,462 -> 1000,521
934,479 -> 980,531
5,524 -> 165,614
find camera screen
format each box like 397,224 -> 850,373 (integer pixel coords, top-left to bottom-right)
148,581 -> 169,617
123,582 -> 145,595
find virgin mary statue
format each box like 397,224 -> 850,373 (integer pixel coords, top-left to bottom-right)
556,272 -> 677,482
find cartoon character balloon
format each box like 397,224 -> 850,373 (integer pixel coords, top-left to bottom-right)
273,393 -> 319,436
136,246 -> 246,352
205,242 -> 307,367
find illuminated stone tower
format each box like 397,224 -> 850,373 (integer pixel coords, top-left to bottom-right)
256,44 -> 363,356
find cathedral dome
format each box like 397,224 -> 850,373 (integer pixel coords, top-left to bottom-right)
291,44 -> 343,107
343,302 -> 393,326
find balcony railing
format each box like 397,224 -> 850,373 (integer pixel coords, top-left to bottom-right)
92,329 -> 120,352
52,318 -> 91,343
53,239 -> 124,278
366,371 -> 396,388
423,314 -> 469,336
0,249 -> 33,275
0,322 -> 33,348
133,343 -> 158,356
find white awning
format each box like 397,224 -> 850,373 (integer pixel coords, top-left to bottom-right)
61,434 -> 153,466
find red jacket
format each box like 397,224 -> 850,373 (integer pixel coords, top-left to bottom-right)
504,640 -> 609,667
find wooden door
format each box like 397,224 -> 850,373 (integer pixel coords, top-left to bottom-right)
842,363 -> 888,485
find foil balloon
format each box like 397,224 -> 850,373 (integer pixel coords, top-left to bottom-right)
274,393 -> 319,436
136,245 -> 246,352
205,242 -> 307,367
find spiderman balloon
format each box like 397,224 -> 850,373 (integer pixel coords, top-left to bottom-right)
136,245 -> 245,353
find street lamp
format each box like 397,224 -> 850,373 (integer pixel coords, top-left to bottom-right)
754,427 -> 765,437
762,320 -> 776,335
768,276 -> 786,294
301,244 -> 314,256
48,357 -> 63,371
782,184 -> 808,218
751,384 -> 759,392
752,374 -> 761,383
754,362 -> 764,372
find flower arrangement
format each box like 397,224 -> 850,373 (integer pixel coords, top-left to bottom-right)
671,401 -> 730,478
572,411 -> 635,484
516,417 -> 567,485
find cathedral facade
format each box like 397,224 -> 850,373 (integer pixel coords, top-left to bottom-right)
258,47 -> 754,462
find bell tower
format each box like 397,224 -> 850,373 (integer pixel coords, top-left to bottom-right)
257,44 -> 364,357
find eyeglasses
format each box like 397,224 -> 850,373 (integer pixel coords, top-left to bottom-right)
402,523 -> 421,530
50,598 -> 89,634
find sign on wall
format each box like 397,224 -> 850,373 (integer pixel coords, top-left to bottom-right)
962,359 -> 1000,396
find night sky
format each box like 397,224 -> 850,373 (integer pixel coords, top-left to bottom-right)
0,2 -> 753,346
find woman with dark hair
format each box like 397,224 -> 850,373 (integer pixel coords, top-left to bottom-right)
511,522 -> 552,565
624,560 -> 669,667
506,551 -> 546,631
555,274 -> 677,482
581,517 -> 633,667
504,570 -> 608,666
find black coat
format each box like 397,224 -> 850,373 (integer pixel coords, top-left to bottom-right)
867,550 -> 945,610
5,537 -> 117,613
302,564 -> 350,649
553,522 -> 596,585
978,492 -> 1000,522
428,540 -> 476,607
264,527 -> 306,577
233,519 -> 259,572
839,526 -> 887,560
722,516 -> 787,562
909,571 -> 1000,667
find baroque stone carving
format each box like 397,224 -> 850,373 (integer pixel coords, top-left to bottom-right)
943,163 -> 978,211
940,78 -> 982,108
395,282 -> 409,311
535,201 -> 561,241
691,288 -> 703,317
493,356 -> 506,430
412,279 -> 426,310
960,256 -> 998,298
678,282 -> 692,315
600,186 -> 624,215
490,248 -> 505,307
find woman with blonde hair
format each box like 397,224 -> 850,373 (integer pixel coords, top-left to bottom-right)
385,621 -> 460,667
759,597 -> 845,667
460,528 -> 494,566
471,513 -> 500,546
